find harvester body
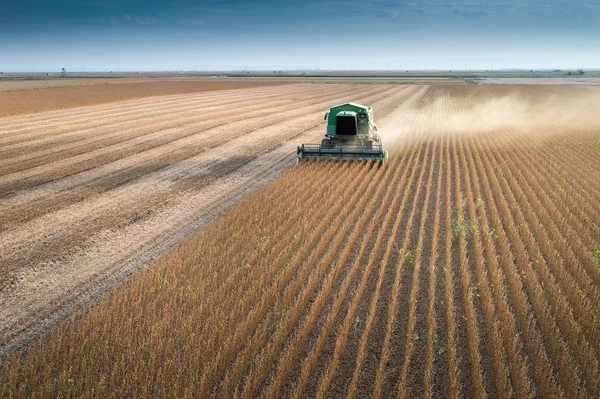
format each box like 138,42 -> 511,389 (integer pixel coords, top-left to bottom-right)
297,102 -> 388,163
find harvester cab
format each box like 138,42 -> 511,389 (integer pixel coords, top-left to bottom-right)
297,102 -> 388,164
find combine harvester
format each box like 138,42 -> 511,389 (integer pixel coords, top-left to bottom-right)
297,102 -> 388,164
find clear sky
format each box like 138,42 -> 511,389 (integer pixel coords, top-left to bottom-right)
1,0 -> 599,71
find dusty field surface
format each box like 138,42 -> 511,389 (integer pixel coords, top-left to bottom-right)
3,84 -> 600,398
0,80 -> 290,116
0,83 -> 425,365
0,78 -> 158,92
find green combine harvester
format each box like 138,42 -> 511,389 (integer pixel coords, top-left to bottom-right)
297,102 -> 388,164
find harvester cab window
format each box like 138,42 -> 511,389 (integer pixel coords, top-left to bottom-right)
336,114 -> 358,136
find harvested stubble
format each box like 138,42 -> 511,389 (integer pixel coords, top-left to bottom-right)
0,79 -> 290,116
2,85 -> 600,398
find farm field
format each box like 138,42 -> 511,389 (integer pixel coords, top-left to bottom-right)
2,84 -> 600,398
0,79 -> 289,116
0,83 -> 426,363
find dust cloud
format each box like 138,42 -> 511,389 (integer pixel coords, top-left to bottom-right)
378,87 -> 600,146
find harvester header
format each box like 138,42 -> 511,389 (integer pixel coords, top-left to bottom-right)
297,102 -> 388,164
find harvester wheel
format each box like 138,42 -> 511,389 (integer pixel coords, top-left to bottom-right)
320,138 -> 334,149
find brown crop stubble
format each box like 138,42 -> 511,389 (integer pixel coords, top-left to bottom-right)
0,86 -> 376,233
0,80 -> 292,116
0,84 -> 297,146
0,87 -> 305,175
0,84 -> 380,195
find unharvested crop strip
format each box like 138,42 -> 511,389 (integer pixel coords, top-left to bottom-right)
238,162 -> 393,398
496,130 -> 600,310
468,132 -> 566,398
456,135 -> 515,398
371,134 -> 433,398
195,162 -> 361,394
450,129 -> 488,399
474,132 -> 596,397
499,129 -> 600,291
422,129 -> 445,399
176,162 -> 337,341
395,135 -> 438,399
346,101 -> 437,399
492,134 -> 600,364
460,134 -> 537,399
209,89 -> 424,392
442,100 -> 461,399
300,136 -> 422,399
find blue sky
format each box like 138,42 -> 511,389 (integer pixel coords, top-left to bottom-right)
1,1 -> 599,71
